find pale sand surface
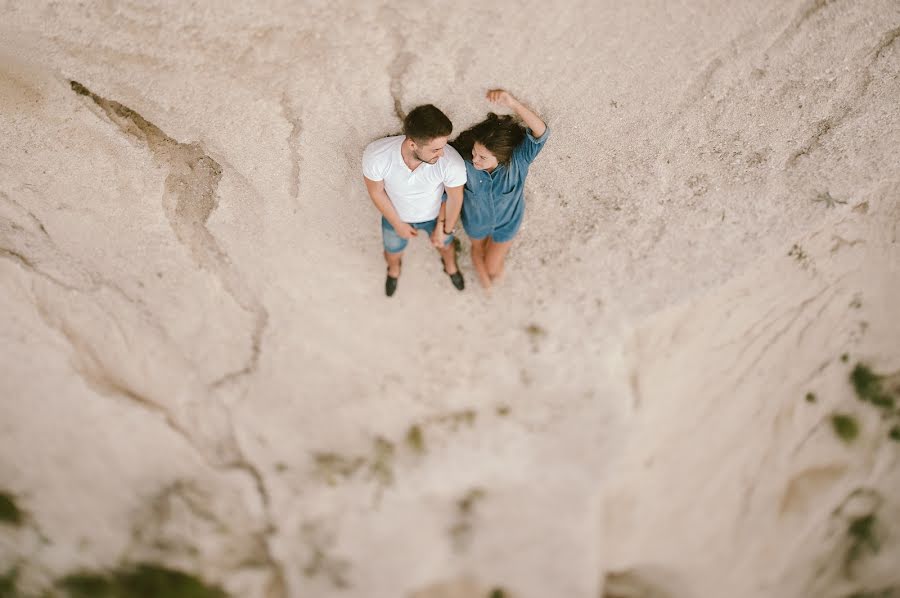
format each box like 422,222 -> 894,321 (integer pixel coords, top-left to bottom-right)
1,1 -> 899,597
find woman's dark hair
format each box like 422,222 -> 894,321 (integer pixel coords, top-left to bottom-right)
403,105 -> 453,144
451,113 -> 526,165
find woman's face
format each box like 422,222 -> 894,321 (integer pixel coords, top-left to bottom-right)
472,142 -> 499,171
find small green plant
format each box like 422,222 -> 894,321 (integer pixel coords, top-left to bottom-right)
524,324 -> 546,337
844,513 -> 881,577
406,425 -> 425,454
0,492 -> 22,527
841,353 -> 850,363
805,392 -> 817,403
850,364 -> 895,410
495,405 -> 511,416
813,191 -> 846,208
0,568 -> 18,598
832,414 -> 860,443
888,425 -> 900,442
489,589 -> 507,598
845,588 -> 897,598
788,244 -> 807,261
58,563 -> 227,598
457,488 -> 486,515
369,437 -> 395,487
312,453 -> 365,485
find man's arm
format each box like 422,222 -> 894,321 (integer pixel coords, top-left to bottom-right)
363,176 -> 416,239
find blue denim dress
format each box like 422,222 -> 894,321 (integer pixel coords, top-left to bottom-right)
460,127 -> 550,242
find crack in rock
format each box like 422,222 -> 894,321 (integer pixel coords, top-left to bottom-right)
69,80 -> 268,389
388,40 -> 414,122
1,191 -> 202,368
20,262 -> 287,597
128,479 -> 286,597
787,23 -> 900,167
221,415 -> 288,598
787,117 -> 836,167
1,191 -> 49,236
872,25 -> 900,61
767,0 -> 837,55
280,93 -> 302,206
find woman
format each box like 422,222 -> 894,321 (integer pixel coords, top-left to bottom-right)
451,89 -> 549,289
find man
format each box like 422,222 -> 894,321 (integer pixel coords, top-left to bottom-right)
363,105 -> 466,297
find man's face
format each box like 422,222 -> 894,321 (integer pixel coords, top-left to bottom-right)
411,136 -> 449,164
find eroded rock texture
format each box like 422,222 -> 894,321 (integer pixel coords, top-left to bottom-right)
1,1 -> 898,597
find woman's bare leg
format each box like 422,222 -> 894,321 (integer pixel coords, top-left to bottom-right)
470,238 -> 492,289
484,239 -> 513,283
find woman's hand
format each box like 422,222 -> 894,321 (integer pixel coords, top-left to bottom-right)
486,89 -> 517,108
487,88 -> 546,138
431,226 -> 446,248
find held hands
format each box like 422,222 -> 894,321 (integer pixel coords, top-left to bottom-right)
395,222 -> 418,240
486,89 -> 516,108
431,226 -> 446,248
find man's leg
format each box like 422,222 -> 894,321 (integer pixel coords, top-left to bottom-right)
437,240 -> 458,275
381,217 -> 408,296
385,250 -> 403,277
484,239 -> 513,283
437,238 -> 464,290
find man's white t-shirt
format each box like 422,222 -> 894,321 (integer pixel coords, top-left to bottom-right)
362,136 -> 467,223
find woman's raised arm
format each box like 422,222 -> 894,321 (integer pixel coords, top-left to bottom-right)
486,89 -> 546,138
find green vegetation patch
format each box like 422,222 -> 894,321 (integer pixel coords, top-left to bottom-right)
312,453 -> 365,485
405,425 -> 426,454
832,414 -> 860,443
489,589 -> 507,598
369,437 -> 395,487
850,364 -> 895,410
889,425 -> 900,442
844,514 -> 881,577
524,324 -> 546,338
0,568 -> 18,598
845,588 -> 898,598
0,492 -> 23,527
58,563 -> 227,598
805,392 -> 817,403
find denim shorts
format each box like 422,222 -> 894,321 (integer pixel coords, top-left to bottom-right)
382,216 -> 454,254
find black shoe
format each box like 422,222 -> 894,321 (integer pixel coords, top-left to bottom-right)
448,271 -> 464,290
385,262 -> 401,297
439,256 -> 465,291
443,266 -> 464,291
385,273 -> 398,296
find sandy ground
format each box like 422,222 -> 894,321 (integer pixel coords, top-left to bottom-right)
1,1 -> 899,597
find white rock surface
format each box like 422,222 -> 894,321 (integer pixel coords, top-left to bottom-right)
1,1 -> 898,597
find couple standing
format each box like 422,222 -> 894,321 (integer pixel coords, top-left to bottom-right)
362,90 -> 549,296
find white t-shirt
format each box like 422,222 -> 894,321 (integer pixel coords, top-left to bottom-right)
362,136 -> 467,223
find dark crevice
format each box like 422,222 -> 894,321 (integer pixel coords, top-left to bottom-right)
280,93 -> 303,206
68,80 -> 284,595
388,45 -> 413,122
70,80 -> 268,389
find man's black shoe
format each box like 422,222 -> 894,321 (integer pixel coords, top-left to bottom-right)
385,272 -> 399,297
448,270 -> 464,291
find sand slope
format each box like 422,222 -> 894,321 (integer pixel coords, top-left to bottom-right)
1,1 -> 899,597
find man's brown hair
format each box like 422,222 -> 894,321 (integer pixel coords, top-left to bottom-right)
403,105 -> 453,144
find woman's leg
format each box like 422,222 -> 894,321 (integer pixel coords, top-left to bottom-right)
484,239 -> 514,282
470,237 -> 492,289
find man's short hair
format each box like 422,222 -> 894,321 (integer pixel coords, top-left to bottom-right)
403,105 -> 452,144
